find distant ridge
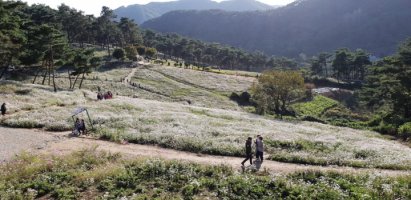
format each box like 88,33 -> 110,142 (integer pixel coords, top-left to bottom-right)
142,0 -> 411,57
114,0 -> 275,24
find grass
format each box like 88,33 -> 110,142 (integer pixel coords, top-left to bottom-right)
152,65 -> 255,93
1,149 -> 411,199
292,95 -> 339,119
292,95 -> 369,129
159,59 -> 260,78
2,80 -> 411,170
130,66 -> 242,110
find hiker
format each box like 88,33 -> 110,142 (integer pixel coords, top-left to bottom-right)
255,135 -> 261,157
104,91 -> 113,99
256,136 -> 264,162
73,118 -> 81,135
1,103 -> 6,116
79,119 -> 86,135
97,92 -> 103,100
241,137 -> 253,166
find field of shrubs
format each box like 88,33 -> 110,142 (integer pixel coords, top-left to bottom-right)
1,148 -> 410,199
2,78 -> 411,170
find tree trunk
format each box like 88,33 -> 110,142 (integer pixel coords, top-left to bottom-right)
0,57 -> 12,79
50,47 -> 57,92
48,63 -> 51,86
72,74 -> 80,89
68,69 -> 72,89
0,66 -> 8,79
79,72 -> 85,89
52,69 -> 57,92
32,70 -> 41,84
107,37 -> 111,56
325,65 -> 328,77
41,63 -> 48,85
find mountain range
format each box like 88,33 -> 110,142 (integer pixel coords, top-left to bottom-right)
142,0 -> 411,57
114,0 -> 276,24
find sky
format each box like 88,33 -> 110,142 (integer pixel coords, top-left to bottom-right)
20,0 -> 296,16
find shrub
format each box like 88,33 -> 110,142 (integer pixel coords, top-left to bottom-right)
292,95 -> 338,118
3,119 -> 44,129
354,149 -> 376,159
373,122 -> 397,135
136,46 -> 146,55
266,139 -> 331,153
125,45 -> 138,61
15,89 -> 32,95
398,122 -> 411,139
2,151 -> 411,199
112,49 -> 125,60
45,122 -> 71,132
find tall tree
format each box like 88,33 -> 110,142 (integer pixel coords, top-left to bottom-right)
96,6 -> 118,55
71,49 -> 100,89
118,17 -> 143,47
332,48 -> 351,81
0,1 -> 26,79
251,70 -> 304,114
361,39 -> 411,120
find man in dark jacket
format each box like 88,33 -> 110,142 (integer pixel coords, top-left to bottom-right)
241,137 -> 253,166
1,103 -> 6,116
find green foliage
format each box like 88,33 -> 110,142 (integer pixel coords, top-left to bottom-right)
252,70 -> 305,114
291,95 -> 369,129
145,47 -> 157,58
125,45 -> 138,61
136,45 -> 146,55
360,38 -> 411,138
311,48 -> 370,82
2,150 -> 411,199
112,48 -> 125,60
266,139 -> 332,153
292,95 -> 338,118
141,0 -> 411,60
142,30 -> 273,72
398,122 -> 411,139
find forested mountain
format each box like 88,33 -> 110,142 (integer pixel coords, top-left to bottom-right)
142,0 -> 411,57
114,0 -> 274,24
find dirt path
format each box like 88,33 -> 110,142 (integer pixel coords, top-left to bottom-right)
1,127 -> 409,177
0,127 -> 62,163
123,67 -> 138,84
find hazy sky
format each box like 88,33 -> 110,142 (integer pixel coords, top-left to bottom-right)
21,0 -> 296,16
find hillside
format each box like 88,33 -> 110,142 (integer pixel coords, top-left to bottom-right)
2,63 -> 411,198
114,0 -> 275,24
142,0 -> 411,57
2,64 -> 411,170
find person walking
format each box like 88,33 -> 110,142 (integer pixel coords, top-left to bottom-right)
255,135 -> 261,157
79,119 -> 86,135
256,136 -> 264,162
241,137 -> 253,166
73,118 -> 81,136
1,103 -> 6,116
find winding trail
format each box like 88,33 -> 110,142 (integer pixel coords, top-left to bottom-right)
1,126 -> 410,177
123,67 -> 139,84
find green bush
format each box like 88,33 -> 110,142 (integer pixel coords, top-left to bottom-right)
292,95 -> 338,118
2,150 -> 411,199
373,122 -> 397,135
112,48 -> 125,60
3,119 -> 44,129
266,139 -> 331,153
398,122 -> 411,139
14,89 -> 32,95
45,122 -> 71,132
